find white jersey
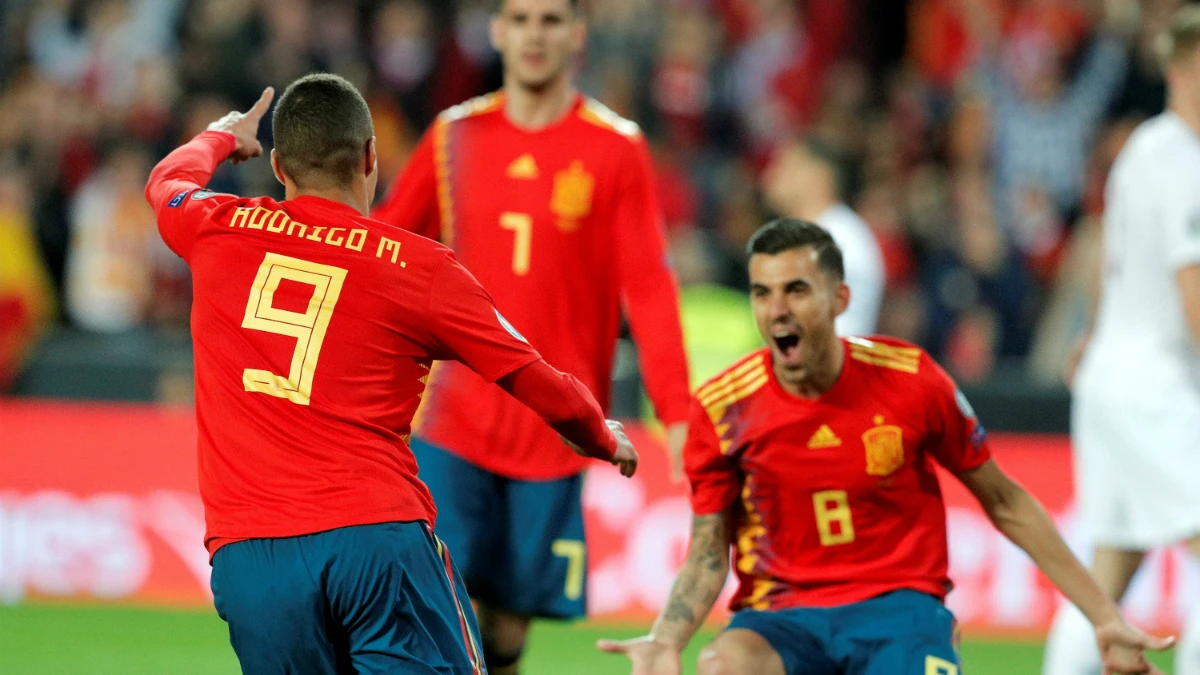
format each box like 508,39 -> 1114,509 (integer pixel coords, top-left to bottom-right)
1073,111 -> 1200,548
816,203 -> 885,338
1080,112 -> 1200,396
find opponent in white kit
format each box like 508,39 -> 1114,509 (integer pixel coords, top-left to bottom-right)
1043,6 -> 1200,674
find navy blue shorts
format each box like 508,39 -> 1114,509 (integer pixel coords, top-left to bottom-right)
210,521 -> 485,675
413,436 -> 586,619
725,590 -> 961,675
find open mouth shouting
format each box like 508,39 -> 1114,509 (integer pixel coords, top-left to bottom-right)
772,328 -> 802,366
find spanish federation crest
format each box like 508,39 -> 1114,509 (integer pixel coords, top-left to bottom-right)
550,161 -> 594,232
862,415 -> 904,477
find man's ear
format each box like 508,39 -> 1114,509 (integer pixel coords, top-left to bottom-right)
571,16 -> 587,53
270,150 -> 287,186
490,13 -> 504,53
833,281 -> 850,319
365,137 -> 378,179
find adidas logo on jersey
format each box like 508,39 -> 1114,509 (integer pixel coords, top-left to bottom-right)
507,153 -> 540,179
807,424 -> 842,449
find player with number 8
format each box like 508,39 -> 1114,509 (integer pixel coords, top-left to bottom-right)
599,219 -> 1173,675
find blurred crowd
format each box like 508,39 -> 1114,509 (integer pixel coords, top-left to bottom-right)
0,0 -> 1183,393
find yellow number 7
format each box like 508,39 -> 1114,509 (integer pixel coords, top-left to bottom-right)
551,539 -> 585,600
241,252 -> 347,406
500,212 -> 532,276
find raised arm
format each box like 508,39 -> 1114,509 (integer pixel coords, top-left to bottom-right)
1065,33 -> 1128,123
958,461 -> 1173,674
145,87 -> 273,259
596,510 -> 734,674
614,135 -> 691,476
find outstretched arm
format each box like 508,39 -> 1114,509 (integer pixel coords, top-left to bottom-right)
597,509 -> 733,674
424,255 -> 637,476
496,359 -> 638,477
959,460 -> 1174,675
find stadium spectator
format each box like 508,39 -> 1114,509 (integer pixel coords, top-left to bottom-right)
972,0 -> 1134,256
0,160 -> 54,391
64,145 -> 159,332
0,0 -> 1159,391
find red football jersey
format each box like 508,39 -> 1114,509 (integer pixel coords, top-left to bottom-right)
685,337 -> 991,610
147,131 -> 542,556
373,92 -> 689,480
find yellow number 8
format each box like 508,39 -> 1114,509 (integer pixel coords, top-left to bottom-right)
241,253 -> 347,406
812,490 -> 855,546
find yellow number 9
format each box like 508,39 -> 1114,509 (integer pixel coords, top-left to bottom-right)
241,253 -> 347,406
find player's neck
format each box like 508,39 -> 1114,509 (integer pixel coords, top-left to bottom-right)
1168,96 -> 1200,139
285,183 -> 369,217
774,337 -> 845,399
503,77 -> 578,131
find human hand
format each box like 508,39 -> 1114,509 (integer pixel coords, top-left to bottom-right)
1095,617 -> 1175,675
560,419 -> 638,477
596,635 -> 682,675
607,420 -> 639,478
207,87 -> 275,164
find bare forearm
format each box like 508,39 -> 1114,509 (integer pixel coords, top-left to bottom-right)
651,556 -> 727,648
650,513 -> 731,649
988,488 -> 1119,626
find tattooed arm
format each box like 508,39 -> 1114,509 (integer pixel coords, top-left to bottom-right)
652,511 -> 734,646
597,508 -> 734,674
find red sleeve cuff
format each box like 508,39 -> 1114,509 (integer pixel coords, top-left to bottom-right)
198,130 -> 238,156
689,483 -> 739,515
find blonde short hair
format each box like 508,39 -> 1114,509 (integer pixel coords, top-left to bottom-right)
1157,5 -> 1200,71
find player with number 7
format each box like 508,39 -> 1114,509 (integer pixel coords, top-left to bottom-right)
144,73 -> 637,674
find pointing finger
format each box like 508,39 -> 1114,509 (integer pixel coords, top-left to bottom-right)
246,87 -> 275,121
596,639 -> 628,654
1146,634 -> 1176,650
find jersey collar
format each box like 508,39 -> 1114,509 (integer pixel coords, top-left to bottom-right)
499,91 -> 586,135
